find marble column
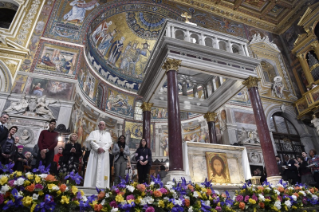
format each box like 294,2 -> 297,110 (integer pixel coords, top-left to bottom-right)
243,76 -> 280,183
162,58 -> 183,171
141,102 -> 153,148
204,112 -> 218,144
297,53 -> 314,86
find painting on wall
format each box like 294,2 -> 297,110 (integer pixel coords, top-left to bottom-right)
233,111 -> 256,125
11,74 -> 29,94
106,89 -> 134,117
125,121 -> 143,150
34,43 -> 80,76
24,78 -> 74,101
205,152 -> 231,184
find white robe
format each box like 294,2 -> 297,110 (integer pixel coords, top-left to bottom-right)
63,0 -> 95,23
83,130 -> 112,188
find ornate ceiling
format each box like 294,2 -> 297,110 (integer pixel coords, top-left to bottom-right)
170,0 -> 316,34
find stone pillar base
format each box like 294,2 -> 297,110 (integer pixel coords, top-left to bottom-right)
162,170 -> 191,184
267,176 -> 282,185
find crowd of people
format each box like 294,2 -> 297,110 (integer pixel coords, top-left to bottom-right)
0,113 -> 159,188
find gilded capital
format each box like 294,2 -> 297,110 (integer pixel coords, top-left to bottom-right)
204,112 -> 217,122
162,58 -> 181,72
242,76 -> 260,89
140,102 -> 153,111
311,41 -> 319,48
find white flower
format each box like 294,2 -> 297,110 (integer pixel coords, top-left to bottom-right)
139,199 -> 146,205
164,197 -> 170,201
175,199 -> 183,206
101,199 -> 105,205
215,190 -> 220,195
312,195 -> 318,201
167,181 -> 175,185
17,191 -> 23,198
144,196 -> 154,204
284,200 -> 291,208
166,185 -> 172,190
14,177 -> 25,186
258,194 -> 265,201
188,206 -> 193,212
150,182 -> 155,186
126,185 -> 135,192
197,183 -> 204,188
105,192 -> 110,198
193,191 -> 199,198
291,195 -> 297,201
39,174 -> 48,179
25,172 -> 32,177
52,185 -> 59,191
270,184 -> 276,188
306,190 -> 311,194
183,195 -> 190,200
276,184 -> 283,188
252,188 -> 256,191
32,193 -> 39,200
299,191 -> 306,196
265,187 -> 271,191
82,196 -> 88,202
288,186 -> 294,190
274,190 -> 280,195
0,184 -> 10,194
205,200 -> 210,206
274,200 -> 281,210
111,207 -> 118,212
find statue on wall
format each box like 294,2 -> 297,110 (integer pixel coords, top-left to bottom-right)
311,114 -> 319,135
5,94 -> 29,114
272,76 -> 284,98
16,128 -> 33,145
35,96 -> 57,119
237,127 -> 260,144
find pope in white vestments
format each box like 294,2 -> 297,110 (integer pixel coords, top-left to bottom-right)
83,121 -> 113,188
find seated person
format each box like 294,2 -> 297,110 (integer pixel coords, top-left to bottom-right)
13,145 -> 27,172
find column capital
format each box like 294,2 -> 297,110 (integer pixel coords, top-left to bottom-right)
140,102 -> 153,111
242,76 -> 260,89
311,40 -> 319,48
162,58 -> 181,72
204,112 -> 217,122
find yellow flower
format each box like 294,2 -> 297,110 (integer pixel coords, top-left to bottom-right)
201,188 -> 207,193
249,198 -> 256,204
38,191 -> 44,196
135,196 -> 142,204
74,200 -> 80,205
158,200 -> 165,208
35,175 -> 41,183
60,195 -> 70,204
80,190 -> 85,196
57,190 -> 61,196
292,206 -> 297,210
24,180 -> 31,186
127,199 -> 134,204
22,196 -> 33,207
0,176 -> 8,185
265,199 -> 271,203
27,174 -> 34,180
16,171 -> 22,177
47,184 -> 55,190
71,186 -> 78,195
167,202 -> 174,209
141,192 -> 146,197
91,200 -> 98,207
31,203 -> 37,212
115,194 -> 124,202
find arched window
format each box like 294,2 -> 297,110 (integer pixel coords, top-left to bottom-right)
0,2 -> 18,29
269,113 -> 303,160
205,37 -> 213,47
219,41 -> 226,51
134,100 -> 143,120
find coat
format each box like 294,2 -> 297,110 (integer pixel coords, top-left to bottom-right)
112,143 -> 130,162
83,130 -> 112,188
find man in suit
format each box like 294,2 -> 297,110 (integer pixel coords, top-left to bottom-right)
276,155 -> 283,176
0,113 -> 9,143
284,154 -> 299,185
302,152 -> 309,162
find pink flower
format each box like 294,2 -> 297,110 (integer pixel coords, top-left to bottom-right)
145,206 -> 155,212
110,200 -> 118,208
35,184 -> 43,189
126,195 -> 135,200
251,194 -> 258,201
215,206 -> 222,211
244,195 -> 250,202
265,196 -> 271,200
8,180 -> 14,187
236,195 -> 244,202
0,194 -> 4,204
277,195 -> 282,201
302,197 -> 307,204
159,188 -> 168,194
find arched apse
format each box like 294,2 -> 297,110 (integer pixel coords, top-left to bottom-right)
0,60 -> 12,92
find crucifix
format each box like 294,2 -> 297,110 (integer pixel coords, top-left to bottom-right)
181,12 -> 192,23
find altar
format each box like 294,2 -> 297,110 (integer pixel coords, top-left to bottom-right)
183,141 -> 251,184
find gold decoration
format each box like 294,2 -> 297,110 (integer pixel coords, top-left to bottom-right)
181,12 -> 192,23
242,76 -> 260,89
204,112 -> 217,122
140,102 -> 153,111
162,58 -> 181,72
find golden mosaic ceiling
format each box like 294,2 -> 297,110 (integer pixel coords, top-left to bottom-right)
170,0 -> 316,34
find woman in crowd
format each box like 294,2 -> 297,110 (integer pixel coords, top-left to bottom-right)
135,138 -> 152,184
61,133 -> 82,174
14,145 -> 27,172
0,126 -> 18,165
53,147 -> 64,171
112,135 -> 130,185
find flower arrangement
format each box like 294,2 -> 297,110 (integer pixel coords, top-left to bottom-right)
233,180 -> 319,211
1,162 -> 319,212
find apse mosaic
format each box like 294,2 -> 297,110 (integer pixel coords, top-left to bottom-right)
106,88 -> 135,117
78,67 -> 98,102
